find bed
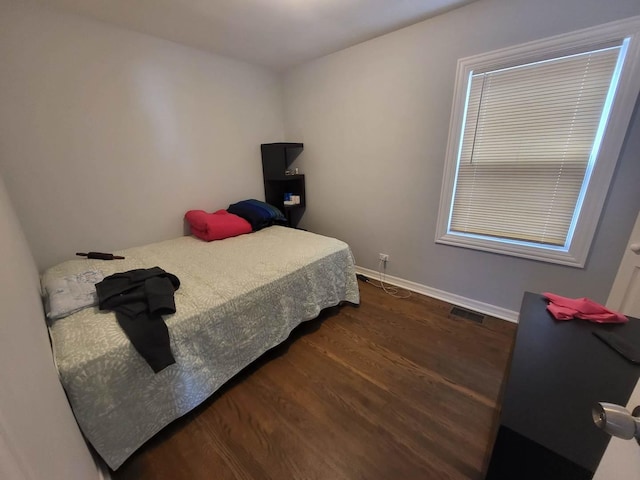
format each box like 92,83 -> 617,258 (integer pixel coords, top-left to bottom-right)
42,226 -> 360,469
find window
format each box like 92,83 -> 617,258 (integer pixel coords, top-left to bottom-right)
436,17 -> 640,267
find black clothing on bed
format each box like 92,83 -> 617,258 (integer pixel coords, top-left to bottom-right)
96,267 -> 180,373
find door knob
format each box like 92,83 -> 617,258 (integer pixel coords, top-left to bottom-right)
631,243 -> 640,254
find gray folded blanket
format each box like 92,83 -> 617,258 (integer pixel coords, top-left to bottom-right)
42,270 -> 104,320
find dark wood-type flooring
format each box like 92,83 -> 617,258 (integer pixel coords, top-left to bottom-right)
112,280 -> 517,480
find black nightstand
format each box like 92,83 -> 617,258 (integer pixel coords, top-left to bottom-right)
261,143 -> 306,228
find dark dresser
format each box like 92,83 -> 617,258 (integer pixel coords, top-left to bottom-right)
486,292 -> 640,479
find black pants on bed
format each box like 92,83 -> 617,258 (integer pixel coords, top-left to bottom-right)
96,267 -> 180,373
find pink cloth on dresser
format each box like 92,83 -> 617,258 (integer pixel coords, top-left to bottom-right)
542,292 -> 628,323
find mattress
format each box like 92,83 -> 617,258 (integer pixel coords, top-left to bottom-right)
44,226 -> 360,469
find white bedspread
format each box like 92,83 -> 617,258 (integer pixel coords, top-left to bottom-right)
44,226 -> 359,469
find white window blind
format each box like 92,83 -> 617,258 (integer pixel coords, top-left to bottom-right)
450,45 -> 622,246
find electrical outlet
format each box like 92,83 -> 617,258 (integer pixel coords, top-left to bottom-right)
379,253 -> 389,262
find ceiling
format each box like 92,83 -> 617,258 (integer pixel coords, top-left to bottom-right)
36,0 -> 476,70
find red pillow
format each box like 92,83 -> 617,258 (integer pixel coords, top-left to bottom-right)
185,209 -> 252,241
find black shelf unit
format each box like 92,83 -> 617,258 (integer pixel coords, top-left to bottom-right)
261,143 -> 305,227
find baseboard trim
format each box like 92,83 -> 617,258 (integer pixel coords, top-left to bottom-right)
355,266 -> 519,324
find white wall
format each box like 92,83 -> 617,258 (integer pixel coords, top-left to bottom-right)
0,0 -> 284,271
283,0 -> 640,312
0,172 -> 99,479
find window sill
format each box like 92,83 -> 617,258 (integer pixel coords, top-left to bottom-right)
435,231 -> 586,268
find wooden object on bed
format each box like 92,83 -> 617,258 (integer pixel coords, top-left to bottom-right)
76,251 -> 125,260
43,226 -> 359,469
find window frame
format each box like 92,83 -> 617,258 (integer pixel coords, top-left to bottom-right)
435,16 -> 640,267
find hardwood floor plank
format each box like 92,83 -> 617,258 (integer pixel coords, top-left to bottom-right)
300,320 -> 498,437
278,339 -> 482,479
202,384 -> 331,480
337,307 -> 507,404
112,281 -> 517,480
298,320 -> 494,466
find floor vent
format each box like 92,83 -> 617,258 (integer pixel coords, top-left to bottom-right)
450,306 -> 485,324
